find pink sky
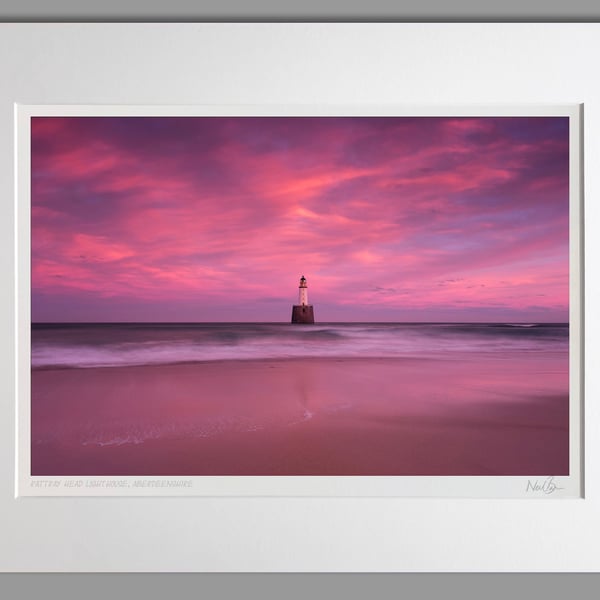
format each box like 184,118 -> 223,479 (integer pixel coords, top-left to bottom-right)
31,116 -> 569,322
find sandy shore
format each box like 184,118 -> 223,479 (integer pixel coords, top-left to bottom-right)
31,354 -> 569,476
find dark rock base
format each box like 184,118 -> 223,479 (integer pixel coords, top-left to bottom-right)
291,305 -> 315,324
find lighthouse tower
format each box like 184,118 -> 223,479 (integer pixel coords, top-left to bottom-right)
291,275 -> 315,324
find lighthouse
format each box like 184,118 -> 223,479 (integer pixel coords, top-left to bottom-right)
291,275 -> 315,324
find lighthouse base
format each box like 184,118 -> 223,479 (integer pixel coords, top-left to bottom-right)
291,305 -> 315,324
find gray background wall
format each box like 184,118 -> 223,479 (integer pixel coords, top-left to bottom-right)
1,0 -> 600,21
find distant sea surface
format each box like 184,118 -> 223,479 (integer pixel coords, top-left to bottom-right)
31,322 -> 569,369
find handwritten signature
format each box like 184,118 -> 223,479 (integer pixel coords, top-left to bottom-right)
526,476 -> 564,495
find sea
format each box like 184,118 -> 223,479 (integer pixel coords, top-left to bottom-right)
31,322 -> 569,369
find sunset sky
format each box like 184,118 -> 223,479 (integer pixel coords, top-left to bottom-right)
31,116 -> 569,322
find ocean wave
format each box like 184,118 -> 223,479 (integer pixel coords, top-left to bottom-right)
31,323 -> 569,369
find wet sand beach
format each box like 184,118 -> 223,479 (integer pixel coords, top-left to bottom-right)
31,354 -> 569,476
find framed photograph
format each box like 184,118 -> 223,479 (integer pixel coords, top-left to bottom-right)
16,104 -> 582,499
2,23 -> 599,572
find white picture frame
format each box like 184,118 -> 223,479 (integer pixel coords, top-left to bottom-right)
15,103 -> 582,500
1,22 -> 598,572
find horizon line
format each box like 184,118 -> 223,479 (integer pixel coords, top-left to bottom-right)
30,320 -> 570,325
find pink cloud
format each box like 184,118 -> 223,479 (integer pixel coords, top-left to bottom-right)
31,116 -> 570,322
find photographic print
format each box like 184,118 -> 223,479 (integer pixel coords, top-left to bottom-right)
27,112 -> 574,483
